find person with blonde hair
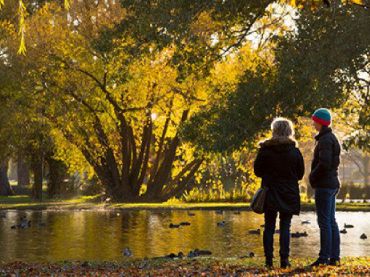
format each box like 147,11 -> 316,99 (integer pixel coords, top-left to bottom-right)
254,117 -> 305,269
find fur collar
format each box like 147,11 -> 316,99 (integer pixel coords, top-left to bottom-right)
259,137 -> 298,148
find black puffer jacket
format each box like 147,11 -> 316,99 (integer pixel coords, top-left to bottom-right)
254,138 -> 305,215
309,126 -> 341,189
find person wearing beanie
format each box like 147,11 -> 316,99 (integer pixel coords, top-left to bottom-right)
311,108 -> 332,127
309,108 -> 341,267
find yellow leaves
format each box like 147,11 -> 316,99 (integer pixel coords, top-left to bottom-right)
64,0 -> 71,10
17,34 -> 26,55
51,129 -> 94,177
0,0 -> 4,9
17,0 -> 27,55
287,0 -> 306,8
352,0 -> 365,4
17,1 -> 26,38
286,0 -> 366,9
207,43 -> 262,105
0,20 -> 17,37
190,11 -> 221,44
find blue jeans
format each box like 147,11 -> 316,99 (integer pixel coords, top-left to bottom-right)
263,209 -> 292,259
315,188 -> 340,261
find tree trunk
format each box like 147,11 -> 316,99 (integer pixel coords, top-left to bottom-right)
31,155 -> 43,201
17,152 -> 30,187
46,155 -> 67,198
8,159 -> 18,180
0,160 -> 13,196
362,155 -> 369,187
52,90 -> 202,203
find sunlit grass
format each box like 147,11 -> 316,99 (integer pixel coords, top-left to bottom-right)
0,194 -> 104,209
0,194 -> 369,211
0,195 -> 32,203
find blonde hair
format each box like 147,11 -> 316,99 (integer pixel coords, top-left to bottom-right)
271,117 -> 295,139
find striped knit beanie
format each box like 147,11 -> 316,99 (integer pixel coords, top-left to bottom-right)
312,108 -> 331,126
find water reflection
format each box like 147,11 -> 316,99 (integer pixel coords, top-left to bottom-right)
0,210 -> 369,262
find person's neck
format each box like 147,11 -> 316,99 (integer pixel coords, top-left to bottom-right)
320,125 -> 330,133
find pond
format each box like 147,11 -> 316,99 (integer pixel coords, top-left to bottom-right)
0,210 -> 369,263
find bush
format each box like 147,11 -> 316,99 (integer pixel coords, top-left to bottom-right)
182,187 -> 253,203
338,182 -> 369,200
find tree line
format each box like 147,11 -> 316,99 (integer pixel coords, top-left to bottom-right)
0,0 -> 368,201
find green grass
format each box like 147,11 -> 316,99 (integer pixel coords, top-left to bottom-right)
1,194 -> 369,211
0,195 -> 33,204
0,194 -> 103,210
302,201 -> 370,212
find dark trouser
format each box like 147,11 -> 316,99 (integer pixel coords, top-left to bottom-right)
315,188 -> 340,261
263,209 -> 292,259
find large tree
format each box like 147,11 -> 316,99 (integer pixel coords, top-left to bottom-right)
182,4 -> 370,152
5,0 -> 286,202
0,13 -> 65,199
3,0 -> 368,202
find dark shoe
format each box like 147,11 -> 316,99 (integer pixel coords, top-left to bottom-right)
265,258 -> 273,269
329,258 -> 340,266
310,258 -> 329,267
281,258 -> 291,269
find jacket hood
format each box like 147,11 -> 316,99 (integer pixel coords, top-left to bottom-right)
259,137 -> 298,149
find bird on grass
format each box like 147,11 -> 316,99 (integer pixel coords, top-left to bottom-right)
248,229 -> 261,235
291,231 -> 308,238
122,247 -> 132,257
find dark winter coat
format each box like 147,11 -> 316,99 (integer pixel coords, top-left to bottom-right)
309,126 -> 341,189
254,137 -> 305,215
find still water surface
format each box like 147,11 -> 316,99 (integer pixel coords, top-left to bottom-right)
0,210 -> 369,262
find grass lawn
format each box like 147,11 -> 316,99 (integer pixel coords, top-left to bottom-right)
0,257 -> 369,276
0,195 -> 104,210
1,195 -> 369,211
